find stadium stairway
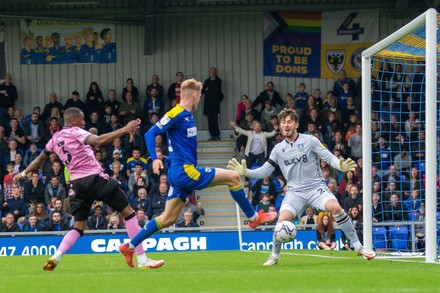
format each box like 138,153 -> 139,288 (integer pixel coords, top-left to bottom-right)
195,131 -> 250,229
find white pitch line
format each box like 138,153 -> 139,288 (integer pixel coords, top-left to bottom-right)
244,250 -> 353,260
244,250 -> 440,264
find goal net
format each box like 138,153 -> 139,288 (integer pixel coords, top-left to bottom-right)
361,8 -> 438,263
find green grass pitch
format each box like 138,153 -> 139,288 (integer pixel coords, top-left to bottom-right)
0,250 -> 439,293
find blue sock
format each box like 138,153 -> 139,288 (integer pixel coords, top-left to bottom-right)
131,218 -> 162,247
230,184 -> 257,220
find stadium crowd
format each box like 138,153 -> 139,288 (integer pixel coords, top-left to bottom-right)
0,61 -> 430,252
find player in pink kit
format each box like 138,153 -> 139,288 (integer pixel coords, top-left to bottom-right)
13,107 -> 164,270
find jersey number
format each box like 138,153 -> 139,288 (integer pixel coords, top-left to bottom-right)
57,141 -> 72,166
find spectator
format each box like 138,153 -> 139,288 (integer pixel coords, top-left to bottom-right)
64,91 -> 87,119
347,123 -> 362,162
118,92 -> 141,124
123,128 -> 146,156
384,193 -> 409,221
4,186 -> 27,223
316,214 -> 336,250
44,176 -> 66,206
333,69 -> 358,103
103,89 -> 122,116
146,74 -> 164,100
299,207 -> 318,230
372,192 -> 383,223
175,210 -> 199,228
322,166 -> 337,189
176,196 -> 205,224
149,174 -> 168,195
343,185 -> 362,213
202,67 -> 224,141
121,78 -> 139,102
0,74 -> 18,119
33,202 -> 50,229
44,160 -> 66,186
128,163 -> 148,194
42,92 -> 64,121
249,176 -> 276,207
24,171 -> 45,204
12,153 -> 26,175
23,143 -> 41,167
167,72 -> 185,105
150,183 -> 168,218
107,137 -> 126,161
130,188 -> 152,216
3,162 -> 15,186
338,170 -> 359,196
312,88 -> 324,111
46,117 -> 61,141
42,211 -> 69,231
252,81 -> 284,113
4,181 -> 24,202
85,81 -> 104,116
147,149 -> 168,192
235,95 -> 249,122
293,82 -> 308,112
230,119 -> 278,168
5,118 -> 26,151
260,101 -> 279,131
237,97 -> 259,126
143,88 -> 165,120
258,193 -> 271,213
109,161 -> 126,191
0,213 -> 21,232
88,205 -> 107,230
23,214 -> 39,232
24,112 -> 46,149
136,208 -> 148,228
125,149 -> 148,178
405,189 -> 422,213
107,213 -> 124,229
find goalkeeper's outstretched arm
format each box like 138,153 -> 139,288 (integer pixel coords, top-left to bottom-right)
227,158 -> 275,179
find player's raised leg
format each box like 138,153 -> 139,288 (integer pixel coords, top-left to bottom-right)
209,168 -> 277,228
325,199 -> 375,260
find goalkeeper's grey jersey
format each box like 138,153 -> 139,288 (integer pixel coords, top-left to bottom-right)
256,134 -> 339,192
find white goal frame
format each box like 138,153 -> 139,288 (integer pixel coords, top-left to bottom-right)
362,8 -> 438,263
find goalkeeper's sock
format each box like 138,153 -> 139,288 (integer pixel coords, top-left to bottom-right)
229,184 -> 257,220
130,217 -> 162,247
271,234 -> 282,259
334,211 -> 362,250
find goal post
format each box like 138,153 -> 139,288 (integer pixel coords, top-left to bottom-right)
361,8 -> 438,263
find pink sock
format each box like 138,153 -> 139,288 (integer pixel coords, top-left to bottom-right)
125,216 -> 145,256
58,229 -> 81,254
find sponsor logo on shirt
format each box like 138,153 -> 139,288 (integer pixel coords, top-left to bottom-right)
284,154 -> 308,166
187,127 -> 197,137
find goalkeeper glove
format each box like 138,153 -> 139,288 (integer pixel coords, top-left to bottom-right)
339,158 -> 357,172
227,158 -> 249,177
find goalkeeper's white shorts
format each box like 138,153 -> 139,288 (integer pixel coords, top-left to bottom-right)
280,185 -> 336,218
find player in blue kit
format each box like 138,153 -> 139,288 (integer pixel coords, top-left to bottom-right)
119,79 -> 277,267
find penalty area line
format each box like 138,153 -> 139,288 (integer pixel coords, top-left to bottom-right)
243,250 -> 353,260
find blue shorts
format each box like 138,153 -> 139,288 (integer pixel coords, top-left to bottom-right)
167,164 -> 216,201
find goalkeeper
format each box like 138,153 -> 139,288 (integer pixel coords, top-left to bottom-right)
228,109 -> 375,265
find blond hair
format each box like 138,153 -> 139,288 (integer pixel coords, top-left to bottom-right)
181,78 -> 202,99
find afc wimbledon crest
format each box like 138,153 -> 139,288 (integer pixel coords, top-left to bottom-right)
326,49 -> 345,74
